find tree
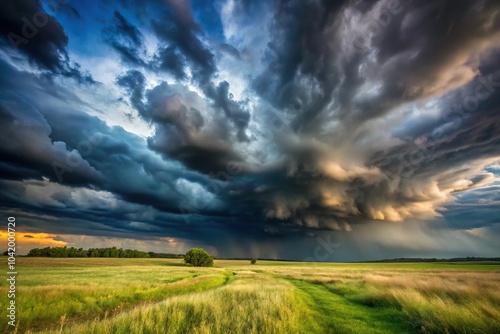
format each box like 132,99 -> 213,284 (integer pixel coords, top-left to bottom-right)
89,249 -> 99,257
110,247 -> 119,258
250,258 -> 257,265
184,248 -> 214,267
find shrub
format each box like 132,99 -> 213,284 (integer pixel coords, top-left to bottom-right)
250,258 -> 257,265
184,248 -> 214,267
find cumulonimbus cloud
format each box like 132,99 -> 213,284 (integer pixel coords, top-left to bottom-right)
0,0 -> 499,260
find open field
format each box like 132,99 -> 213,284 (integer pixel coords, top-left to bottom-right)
1,258 -> 499,334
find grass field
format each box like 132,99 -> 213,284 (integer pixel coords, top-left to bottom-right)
1,258 -> 499,334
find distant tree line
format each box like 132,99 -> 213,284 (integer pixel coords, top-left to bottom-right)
27,246 -> 150,258
148,252 -> 184,258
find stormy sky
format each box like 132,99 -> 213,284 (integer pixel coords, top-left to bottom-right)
0,0 -> 499,261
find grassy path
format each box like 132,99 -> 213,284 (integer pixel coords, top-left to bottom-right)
36,271 -> 307,334
18,272 -> 232,334
30,270 -> 423,334
289,279 -> 415,334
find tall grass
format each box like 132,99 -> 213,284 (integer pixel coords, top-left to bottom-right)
365,272 -> 500,333
267,266 -> 500,334
2,258 -> 499,334
37,273 -> 312,334
1,258 -> 229,332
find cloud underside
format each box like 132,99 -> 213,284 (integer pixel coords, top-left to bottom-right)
0,0 -> 499,259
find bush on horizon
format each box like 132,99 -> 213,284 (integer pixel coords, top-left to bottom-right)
184,248 -> 214,267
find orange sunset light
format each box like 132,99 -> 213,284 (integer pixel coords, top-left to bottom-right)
0,230 -> 68,247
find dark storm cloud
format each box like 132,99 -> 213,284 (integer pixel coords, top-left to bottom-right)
112,0 -> 251,141
114,67 -> 249,175
138,81 -> 246,174
153,46 -> 187,80
343,0 -> 500,123
254,0 -> 500,133
253,0 -> 347,132
111,0 -> 252,144
44,112 -> 203,215
0,90 -> 104,186
103,11 -> 147,67
104,0 -> 500,235
0,60 -> 244,247
110,1 -> 209,80
116,69 -> 146,111
205,81 -> 251,141
150,0 -> 216,84
231,0 -> 500,227
0,0 -> 93,83
1,0 -> 499,260
371,68 -> 500,178
0,60 -> 221,222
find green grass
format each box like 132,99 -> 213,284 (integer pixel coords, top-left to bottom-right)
1,258 -> 499,334
290,279 -> 413,334
1,258 -> 231,332
265,265 -> 500,334
38,273 -> 311,334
